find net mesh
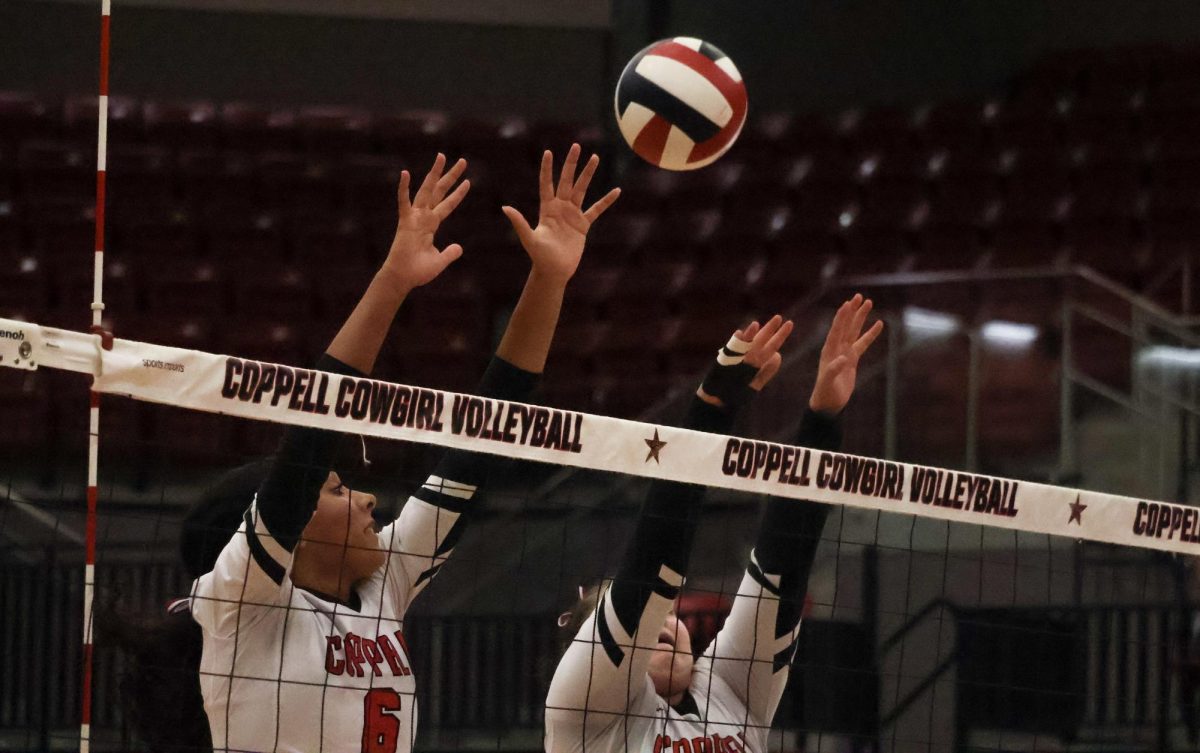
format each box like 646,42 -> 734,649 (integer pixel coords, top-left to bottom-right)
3,274 -> 1200,753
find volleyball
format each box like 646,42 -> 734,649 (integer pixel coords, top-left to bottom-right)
614,37 -> 748,170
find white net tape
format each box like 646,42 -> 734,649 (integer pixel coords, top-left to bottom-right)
8,315 -> 1196,557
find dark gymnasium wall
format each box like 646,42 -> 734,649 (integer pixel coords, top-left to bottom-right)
5,0 -> 1200,118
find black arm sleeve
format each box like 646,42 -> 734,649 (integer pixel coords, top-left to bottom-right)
753,409 -> 843,627
608,397 -> 734,634
256,354 -> 366,551
426,356 -> 540,490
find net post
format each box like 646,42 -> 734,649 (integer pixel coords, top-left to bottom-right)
81,1 -> 112,751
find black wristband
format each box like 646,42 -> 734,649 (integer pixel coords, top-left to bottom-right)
699,334 -> 758,409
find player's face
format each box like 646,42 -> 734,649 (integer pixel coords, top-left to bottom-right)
648,612 -> 694,704
300,472 -> 385,582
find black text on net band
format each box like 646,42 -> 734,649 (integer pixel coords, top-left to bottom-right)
6,316 -> 1194,556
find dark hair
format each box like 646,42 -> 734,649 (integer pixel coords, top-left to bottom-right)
100,460 -> 271,752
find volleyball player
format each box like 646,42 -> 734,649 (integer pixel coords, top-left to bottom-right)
107,145 -> 619,753
546,296 -> 883,752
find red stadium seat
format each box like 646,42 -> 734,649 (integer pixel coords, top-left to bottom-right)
0,371 -> 52,457
986,221 -> 1065,269
593,375 -> 678,420
25,199 -> 94,260
63,94 -> 140,144
288,214 -> 368,266
177,149 -> 257,213
920,100 -> 999,150
642,208 -> 721,259
230,261 -> 313,319
219,319 -> 311,365
145,404 -> 233,466
106,144 -> 176,212
142,99 -> 218,148
1062,217 -> 1148,286
336,154 -> 407,220
219,102 -> 298,151
112,204 -> 201,260
0,92 -> 52,149
0,252 -> 50,315
373,109 -> 449,156
0,196 -> 20,257
603,262 -> 691,323
17,140 -> 94,204
914,222 -> 986,271
1072,163 -> 1145,219
55,258 -> 137,330
842,106 -> 919,152
296,106 -> 372,154
567,266 -> 623,320
404,275 -> 488,330
256,152 -> 340,215
123,315 -> 216,352
144,259 -> 226,315
205,208 -> 286,261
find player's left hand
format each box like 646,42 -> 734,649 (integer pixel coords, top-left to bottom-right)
502,143 -> 621,286
809,293 -> 884,414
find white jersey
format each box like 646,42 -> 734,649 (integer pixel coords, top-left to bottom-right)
190,474 -> 474,753
546,555 -> 801,753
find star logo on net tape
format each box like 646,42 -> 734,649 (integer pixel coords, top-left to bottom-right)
1068,494 -> 1087,525
644,428 -> 667,464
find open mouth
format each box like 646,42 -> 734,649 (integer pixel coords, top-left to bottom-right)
657,626 -> 677,650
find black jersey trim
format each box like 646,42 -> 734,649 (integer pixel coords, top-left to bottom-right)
244,508 -> 285,586
413,562 -> 444,590
413,485 -> 470,513
773,635 -> 801,673
594,596 -> 626,667
747,559 -> 782,597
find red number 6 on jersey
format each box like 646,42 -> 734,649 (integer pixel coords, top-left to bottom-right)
362,688 -> 402,753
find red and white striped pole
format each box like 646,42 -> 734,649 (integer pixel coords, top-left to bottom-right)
82,0 -> 112,750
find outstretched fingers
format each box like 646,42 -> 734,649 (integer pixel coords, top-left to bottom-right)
432,157 -> 468,203
538,150 -> 554,204
414,152 -> 447,207
571,154 -> 600,205
735,321 -> 761,343
397,170 -> 412,216
434,179 -> 471,221
853,319 -> 885,357
582,188 -> 621,223
556,143 -> 582,199
846,295 -> 874,344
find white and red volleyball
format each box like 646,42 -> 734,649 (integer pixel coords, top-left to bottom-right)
615,37 -> 748,171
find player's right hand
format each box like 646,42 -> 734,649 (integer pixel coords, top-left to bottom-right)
697,314 -> 794,407
380,153 -> 471,291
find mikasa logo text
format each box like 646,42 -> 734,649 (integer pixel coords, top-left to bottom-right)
0,330 -> 24,341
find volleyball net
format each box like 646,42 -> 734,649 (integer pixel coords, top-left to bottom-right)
2,314 -> 1200,752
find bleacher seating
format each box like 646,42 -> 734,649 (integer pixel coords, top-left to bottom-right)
4,44 -> 1200,469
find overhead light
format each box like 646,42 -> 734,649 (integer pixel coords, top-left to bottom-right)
982,320 -> 1038,348
903,307 -> 959,336
1139,346 -> 1200,368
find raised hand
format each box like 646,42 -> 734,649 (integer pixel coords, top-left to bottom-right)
697,315 -> 795,407
381,153 -> 471,291
501,143 -> 621,285
809,293 -> 884,414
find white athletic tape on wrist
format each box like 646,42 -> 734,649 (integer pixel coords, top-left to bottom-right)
10,319 -> 1196,558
